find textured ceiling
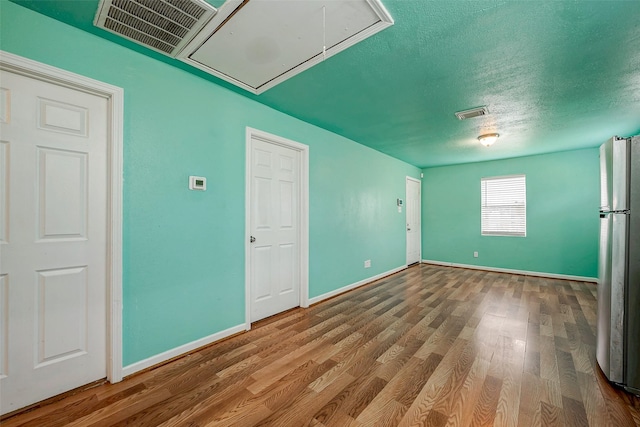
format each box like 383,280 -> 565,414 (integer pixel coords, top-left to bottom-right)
11,0 -> 640,167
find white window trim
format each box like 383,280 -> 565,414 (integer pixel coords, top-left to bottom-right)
481,174 -> 526,237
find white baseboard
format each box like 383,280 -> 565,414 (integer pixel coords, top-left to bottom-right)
421,260 -> 597,283
308,265 -> 407,306
122,323 -> 246,378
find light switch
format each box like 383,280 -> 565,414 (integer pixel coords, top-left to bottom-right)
189,176 -> 206,191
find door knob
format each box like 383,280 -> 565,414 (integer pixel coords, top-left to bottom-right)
250,236 -> 256,243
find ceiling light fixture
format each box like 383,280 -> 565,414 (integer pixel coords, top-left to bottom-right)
478,133 -> 499,147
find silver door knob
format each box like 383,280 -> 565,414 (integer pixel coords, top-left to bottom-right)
250,236 -> 256,243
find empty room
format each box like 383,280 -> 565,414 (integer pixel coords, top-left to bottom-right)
1,0 -> 640,425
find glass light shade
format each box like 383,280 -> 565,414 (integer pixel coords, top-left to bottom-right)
478,133 -> 499,146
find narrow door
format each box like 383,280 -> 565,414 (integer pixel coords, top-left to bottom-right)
249,137 -> 301,322
0,71 -> 108,415
406,177 -> 421,265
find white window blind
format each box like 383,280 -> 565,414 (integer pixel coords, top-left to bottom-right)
481,175 -> 526,237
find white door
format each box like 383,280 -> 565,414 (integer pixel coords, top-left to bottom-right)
0,70 -> 108,415
406,177 -> 421,265
249,137 -> 300,322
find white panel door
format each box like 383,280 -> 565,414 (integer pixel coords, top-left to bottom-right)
406,177 -> 421,265
0,71 -> 107,415
250,137 -> 300,322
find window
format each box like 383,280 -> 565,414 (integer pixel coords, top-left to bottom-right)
481,175 -> 526,237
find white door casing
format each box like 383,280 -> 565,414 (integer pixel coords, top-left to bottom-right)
406,177 -> 421,265
245,128 -> 309,326
0,51 -> 123,415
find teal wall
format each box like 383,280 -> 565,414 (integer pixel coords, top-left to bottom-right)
421,148 -> 599,278
1,2 -> 420,365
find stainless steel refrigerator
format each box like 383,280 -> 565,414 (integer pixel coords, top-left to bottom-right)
597,135 -> 640,395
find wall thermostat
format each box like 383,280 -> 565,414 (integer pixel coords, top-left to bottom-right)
189,176 -> 206,191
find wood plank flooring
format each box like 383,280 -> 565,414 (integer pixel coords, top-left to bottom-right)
3,264 -> 640,426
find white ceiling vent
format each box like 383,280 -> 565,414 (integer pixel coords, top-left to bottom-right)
94,0 -> 217,57
455,106 -> 489,120
178,0 -> 394,94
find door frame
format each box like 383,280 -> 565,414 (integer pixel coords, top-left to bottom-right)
245,127 -> 309,329
0,51 -> 125,383
406,176 -> 422,265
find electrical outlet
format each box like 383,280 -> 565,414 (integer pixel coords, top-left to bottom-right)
364,260 -> 371,268
473,251 -> 478,258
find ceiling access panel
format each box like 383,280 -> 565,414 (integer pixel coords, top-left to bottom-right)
179,0 -> 394,94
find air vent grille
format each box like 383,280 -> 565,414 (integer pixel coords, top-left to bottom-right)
94,0 -> 216,57
455,106 -> 489,120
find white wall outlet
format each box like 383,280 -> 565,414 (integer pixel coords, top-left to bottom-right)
364,259 -> 371,268
473,251 -> 478,258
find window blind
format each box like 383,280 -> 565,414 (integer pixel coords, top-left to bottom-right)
481,175 -> 526,237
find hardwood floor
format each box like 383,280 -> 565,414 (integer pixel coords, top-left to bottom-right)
3,264 -> 640,426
